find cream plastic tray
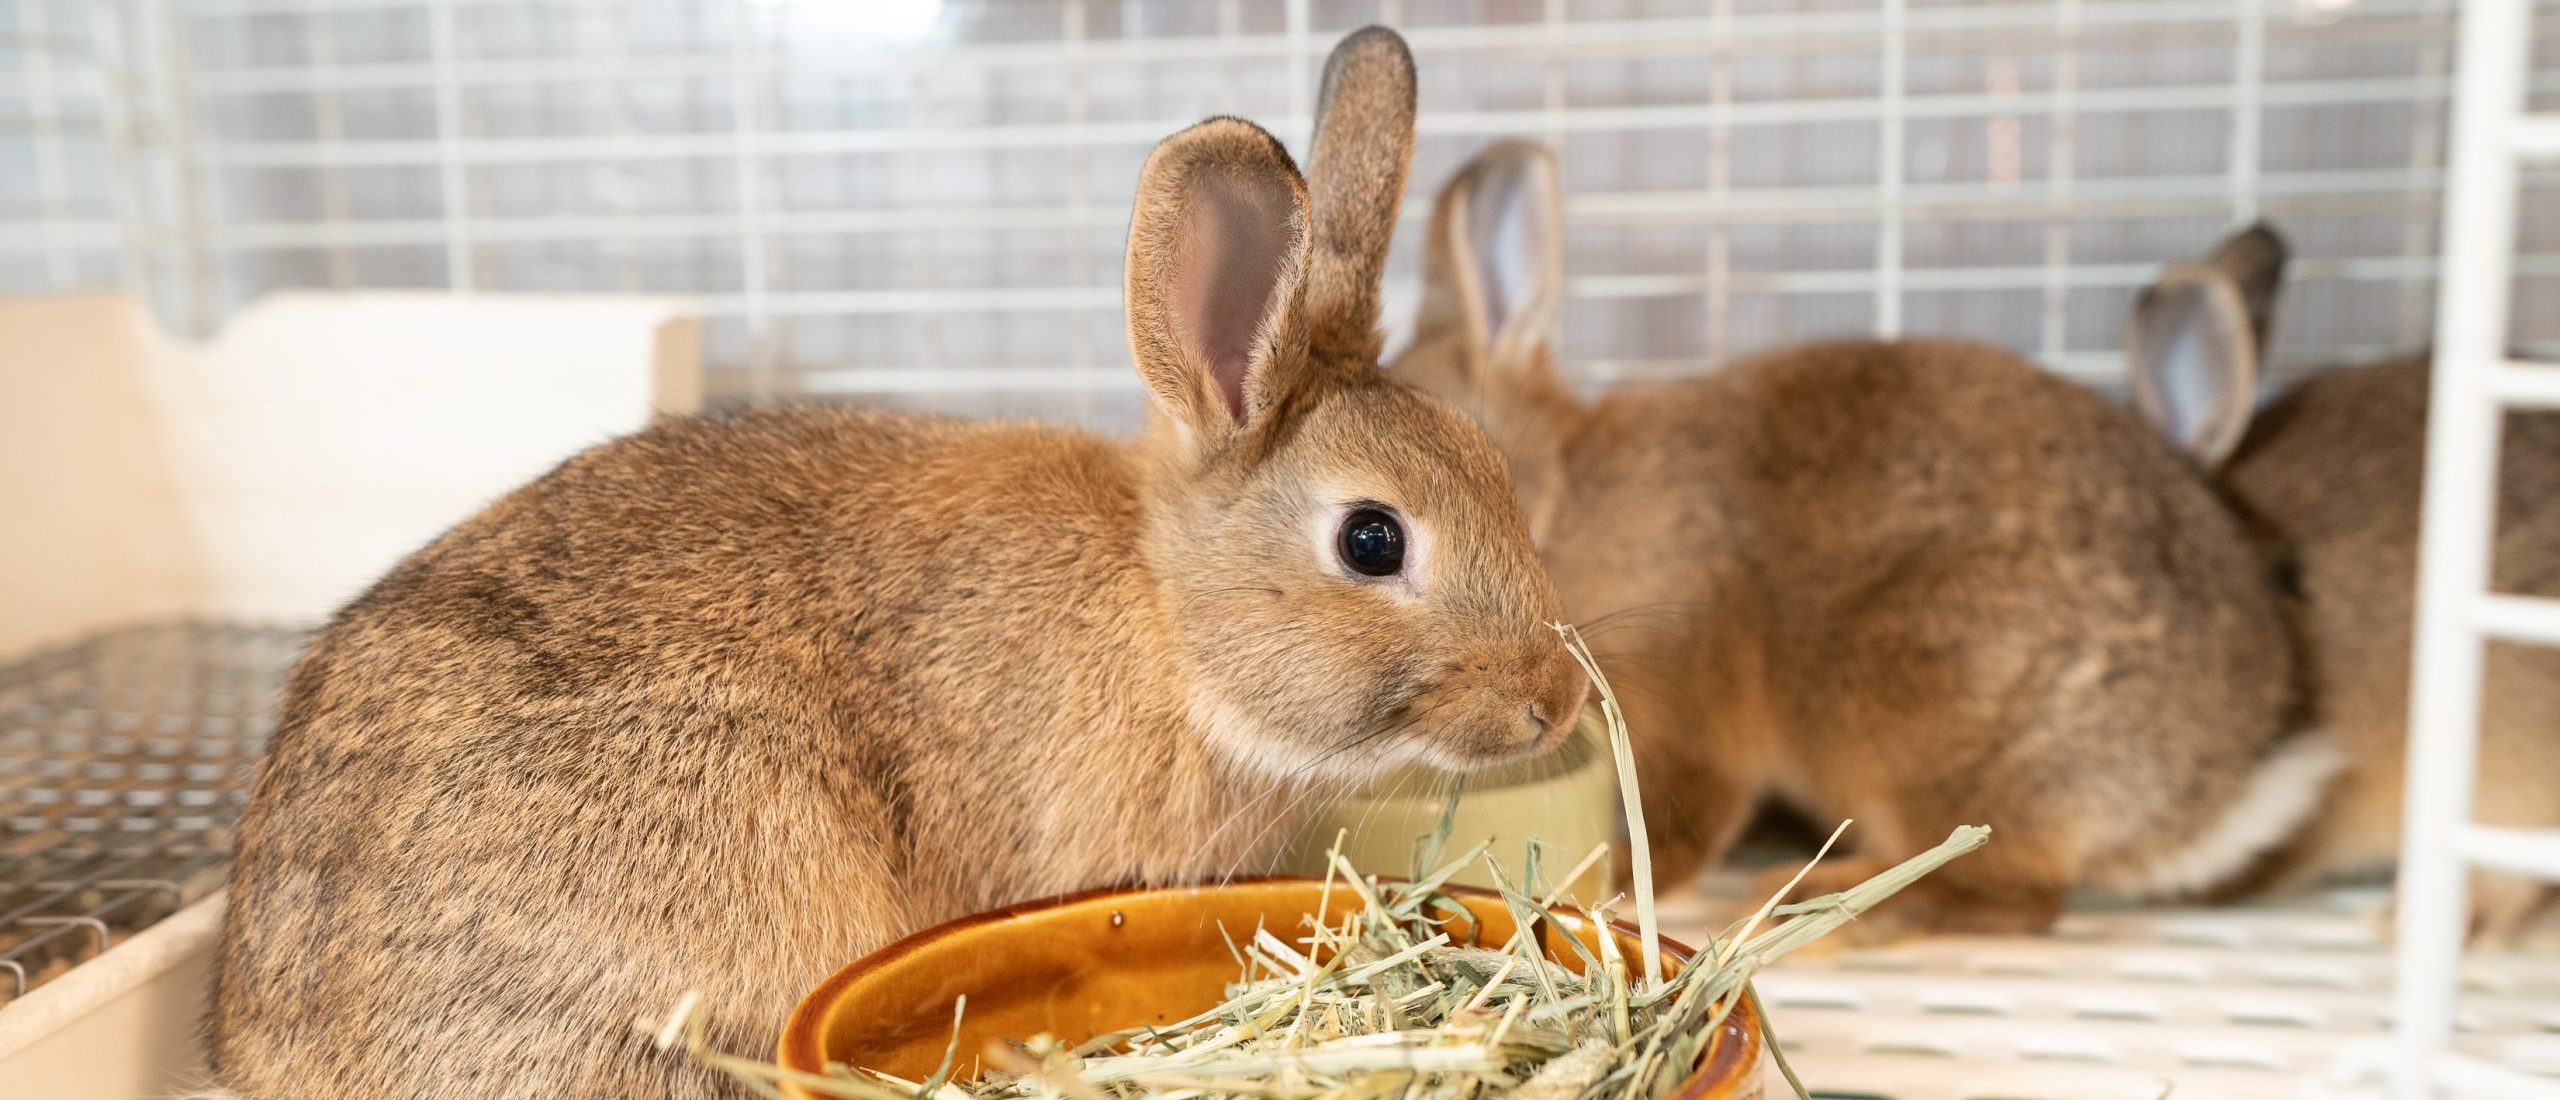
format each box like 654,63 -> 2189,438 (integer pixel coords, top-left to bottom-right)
0,892 -> 223,1099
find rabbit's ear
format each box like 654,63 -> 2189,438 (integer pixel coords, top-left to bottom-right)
2128,270 -> 2258,468
2128,225 -> 2288,468
1424,140 -> 1564,379
2207,222 -> 2289,354
1301,26 -> 1418,364
1124,117 -> 1312,447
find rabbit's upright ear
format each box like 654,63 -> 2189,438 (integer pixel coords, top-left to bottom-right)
1124,118 -> 1312,448
2204,223 -> 2288,355
1302,26 -> 1419,364
1421,140 -> 1565,380
2127,224 -> 2289,468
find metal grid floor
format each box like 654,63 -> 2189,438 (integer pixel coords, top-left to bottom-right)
1658,876 -> 2560,1100
0,620 -> 305,1004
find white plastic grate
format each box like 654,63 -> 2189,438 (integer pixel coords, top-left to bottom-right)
6,0 -> 2560,420
1657,874 -> 2560,1100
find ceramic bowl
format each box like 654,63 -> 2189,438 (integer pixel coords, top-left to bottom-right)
778,877 -> 1761,1100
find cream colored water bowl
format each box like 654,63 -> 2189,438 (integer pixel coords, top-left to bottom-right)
1283,717 -> 1621,900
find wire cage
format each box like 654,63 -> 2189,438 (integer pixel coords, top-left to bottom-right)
7,2 -> 2560,1098
6,0 -> 2560,422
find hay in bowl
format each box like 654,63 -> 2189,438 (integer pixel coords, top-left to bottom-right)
648,627 -> 1989,1100
762,875 -> 1762,1100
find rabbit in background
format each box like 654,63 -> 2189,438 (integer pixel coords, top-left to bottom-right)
206,28 -> 1585,1100
2125,224 -> 2560,944
1393,140 -> 2335,940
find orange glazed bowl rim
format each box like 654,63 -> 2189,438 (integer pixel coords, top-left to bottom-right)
777,875 -> 1762,1100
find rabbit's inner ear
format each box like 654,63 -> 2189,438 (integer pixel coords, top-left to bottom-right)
1172,168 -> 1299,424
1466,174 -> 1527,342
2130,273 -> 2258,468
1461,153 -> 1558,361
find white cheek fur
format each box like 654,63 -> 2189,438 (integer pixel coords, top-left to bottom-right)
1193,694 -> 1431,784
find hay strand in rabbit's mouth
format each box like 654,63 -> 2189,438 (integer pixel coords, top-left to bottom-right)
646,629 -> 1991,1100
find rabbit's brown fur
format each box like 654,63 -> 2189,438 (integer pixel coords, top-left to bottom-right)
209,29 -> 1585,1100
1396,142 -> 2319,937
2129,227 -> 2560,941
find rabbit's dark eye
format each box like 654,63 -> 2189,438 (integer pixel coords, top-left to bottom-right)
1337,508 -> 1406,578
2269,556 -> 2305,600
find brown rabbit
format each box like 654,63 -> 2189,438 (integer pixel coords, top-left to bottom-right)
2125,225 -> 2560,943
1392,140 -> 2331,938
205,29 -> 1586,1100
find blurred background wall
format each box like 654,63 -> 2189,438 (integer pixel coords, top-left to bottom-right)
2,0 -> 2551,428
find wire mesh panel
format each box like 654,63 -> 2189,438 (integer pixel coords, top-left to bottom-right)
8,0 -> 2560,423
0,620 -> 303,1003
0,0 -> 123,292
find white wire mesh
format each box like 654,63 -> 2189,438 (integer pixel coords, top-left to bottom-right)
0,1 -> 124,294
1,0 -> 2555,425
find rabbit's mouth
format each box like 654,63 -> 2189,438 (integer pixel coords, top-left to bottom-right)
1385,648 -> 1588,771
1188,656 -> 1579,783
1387,687 -> 1577,772
1428,711 -> 1573,771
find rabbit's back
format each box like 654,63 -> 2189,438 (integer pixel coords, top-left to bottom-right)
2225,358 -> 2423,835
1766,343 -> 2291,864
2225,358 -> 2560,880
212,405 -> 1212,1100
1561,340 -> 2299,896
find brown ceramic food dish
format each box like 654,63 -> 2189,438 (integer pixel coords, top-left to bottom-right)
779,877 -> 1763,1100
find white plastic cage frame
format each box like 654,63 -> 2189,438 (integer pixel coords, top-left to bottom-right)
2390,1 -> 2560,1098
6,0 -> 2560,422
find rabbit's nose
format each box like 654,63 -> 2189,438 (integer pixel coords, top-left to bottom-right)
1502,705 -> 1552,748
1499,709 -> 1544,750
1540,658 -> 1590,736
1509,701 -> 1570,754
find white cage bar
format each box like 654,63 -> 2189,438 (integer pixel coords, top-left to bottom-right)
2391,0 -> 2560,1097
